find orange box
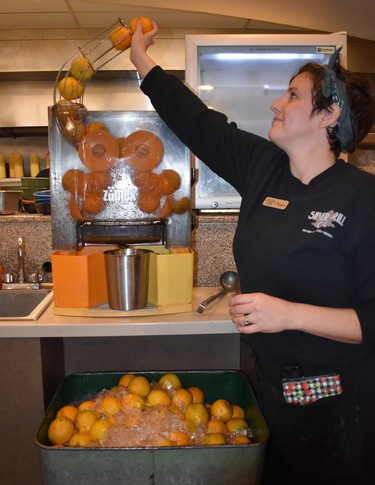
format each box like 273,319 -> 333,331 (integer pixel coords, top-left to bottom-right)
133,245 -> 194,307
52,246 -> 117,308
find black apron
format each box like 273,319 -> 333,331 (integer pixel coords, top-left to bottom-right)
255,352 -> 375,485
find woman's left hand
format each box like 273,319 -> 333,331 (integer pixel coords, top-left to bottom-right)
229,292 -> 292,334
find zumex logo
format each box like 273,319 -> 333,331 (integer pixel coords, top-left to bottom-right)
103,185 -> 127,202
302,209 -> 346,239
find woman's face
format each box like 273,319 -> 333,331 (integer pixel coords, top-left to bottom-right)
268,72 -> 322,151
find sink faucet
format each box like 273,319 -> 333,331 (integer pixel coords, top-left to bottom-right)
17,237 -> 25,284
1,237 -> 41,290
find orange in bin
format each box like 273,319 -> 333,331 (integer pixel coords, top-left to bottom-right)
52,246 -> 118,308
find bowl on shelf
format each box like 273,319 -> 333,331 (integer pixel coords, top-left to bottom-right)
35,202 -> 51,215
33,190 -> 50,197
22,177 -> 50,201
33,190 -> 50,206
21,177 -> 50,189
22,199 -> 37,214
22,188 -> 37,200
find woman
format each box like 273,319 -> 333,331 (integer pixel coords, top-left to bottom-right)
129,21 -> 375,484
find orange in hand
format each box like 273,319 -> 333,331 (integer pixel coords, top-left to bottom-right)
129,17 -> 153,34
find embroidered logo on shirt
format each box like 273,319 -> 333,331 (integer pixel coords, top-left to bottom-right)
302,209 -> 346,239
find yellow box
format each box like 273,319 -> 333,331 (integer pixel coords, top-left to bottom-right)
52,246 -> 117,308
135,246 -> 194,307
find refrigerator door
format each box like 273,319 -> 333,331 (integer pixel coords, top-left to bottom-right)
185,33 -> 347,210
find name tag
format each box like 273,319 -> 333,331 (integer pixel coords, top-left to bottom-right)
263,196 -> 289,210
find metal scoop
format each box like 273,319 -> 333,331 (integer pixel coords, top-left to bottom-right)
196,271 -> 239,313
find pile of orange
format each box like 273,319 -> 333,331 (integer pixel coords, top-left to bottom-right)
61,121 -> 189,222
47,372 -> 252,448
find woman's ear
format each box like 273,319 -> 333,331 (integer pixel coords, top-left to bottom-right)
321,104 -> 341,128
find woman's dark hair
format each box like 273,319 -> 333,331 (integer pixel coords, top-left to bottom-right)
291,60 -> 375,156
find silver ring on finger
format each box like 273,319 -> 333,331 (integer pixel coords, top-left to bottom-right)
243,314 -> 251,326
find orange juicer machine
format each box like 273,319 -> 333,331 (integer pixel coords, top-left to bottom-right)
48,18 -> 193,253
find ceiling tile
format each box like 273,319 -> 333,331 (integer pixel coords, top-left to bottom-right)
0,13 -> 77,30
74,12 -> 130,29
75,10 -> 248,30
69,1 -> 144,13
0,0 -> 68,13
0,1 -> 374,42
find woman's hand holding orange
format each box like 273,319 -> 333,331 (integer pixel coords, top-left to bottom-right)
129,20 -> 159,79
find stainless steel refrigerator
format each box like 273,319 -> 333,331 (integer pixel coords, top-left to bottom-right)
185,32 -> 347,210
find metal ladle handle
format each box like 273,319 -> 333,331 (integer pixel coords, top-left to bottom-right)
196,288 -> 226,313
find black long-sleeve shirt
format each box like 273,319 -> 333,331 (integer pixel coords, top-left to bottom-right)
141,66 -> 375,380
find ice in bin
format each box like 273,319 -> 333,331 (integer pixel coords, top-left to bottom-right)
35,371 -> 269,485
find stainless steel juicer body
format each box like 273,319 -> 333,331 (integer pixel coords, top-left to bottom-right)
49,109 -> 192,250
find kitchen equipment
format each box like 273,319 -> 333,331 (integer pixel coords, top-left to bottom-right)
30,152 -> 41,177
49,110 -> 192,250
33,190 -> 51,205
0,153 -> 5,178
185,32 -> 347,210
22,199 -> 37,213
52,246 -> 117,308
0,190 -> 21,214
0,289 -> 53,320
196,270 -> 239,313
35,371 -> 269,485
9,151 -> 24,178
0,178 -> 22,191
104,247 -> 150,311
53,18 -> 130,107
35,203 -> 51,215
21,177 -> 50,208
49,21 -> 193,315
50,16 -> 192,252
52,18 -> 133,149
52,245 -> 194,315
21,177 -> 50,188
138,245 -> 194,307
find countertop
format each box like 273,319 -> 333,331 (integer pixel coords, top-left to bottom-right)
0,287 -> 237,338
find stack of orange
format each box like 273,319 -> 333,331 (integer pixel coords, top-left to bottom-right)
47,372 -> 252,448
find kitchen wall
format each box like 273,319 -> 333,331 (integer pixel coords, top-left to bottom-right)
0,213 -> 238,287
0,29 -> 374,128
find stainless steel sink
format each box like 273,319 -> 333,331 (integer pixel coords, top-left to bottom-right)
0,289 -> 54,320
